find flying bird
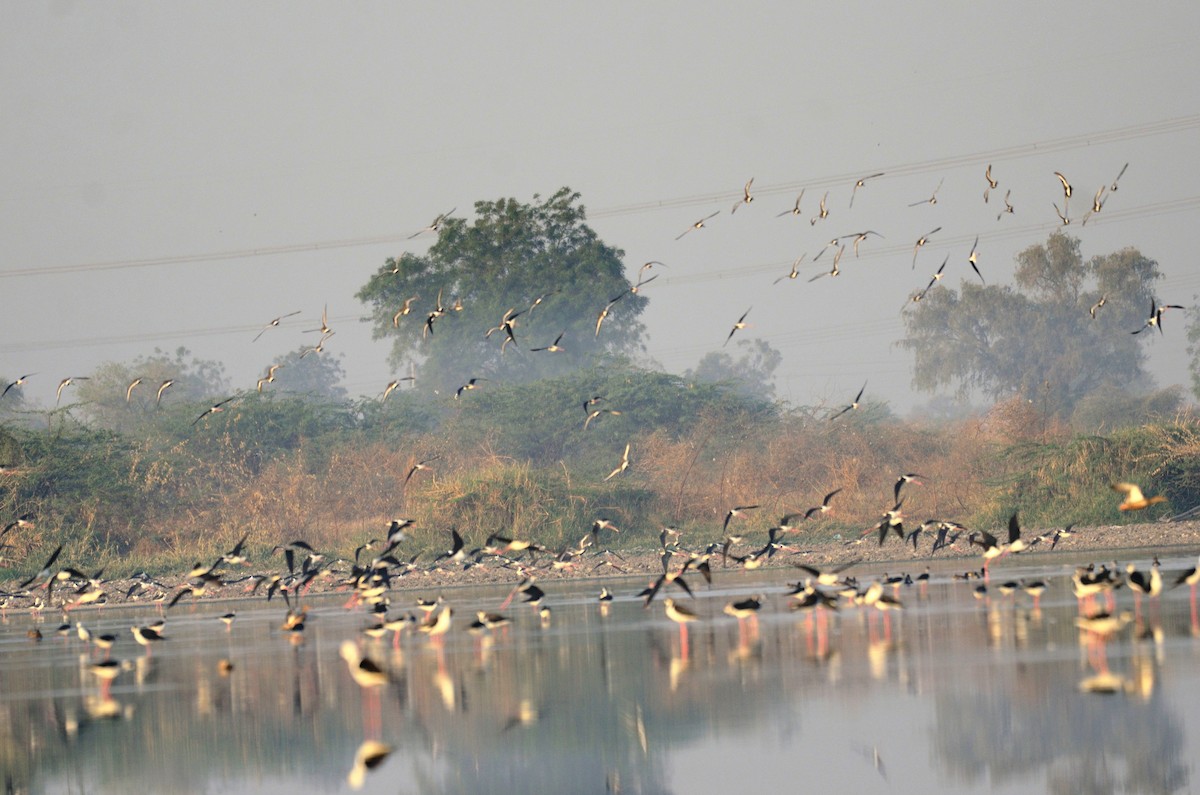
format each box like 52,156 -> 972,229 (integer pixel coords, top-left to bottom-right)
1132,299 -> 1185,335
1089,296 -> 1107,320
725,308 -> 751,346
908,178 -> 944,207
675,211 -> 720,240
55,377 -> 88,405
845,230 -> 883,258
404,456 -> 439,485
595,295 -> 623,337
155,380 -> 175,404
391,296 -> 420,327
730,177 -> 754,213
804,488 -> 842,520
810,192 -> 829,226
774,254 -> 807,284
455,378 -> 487,399
967,236 -> 985,284
252,310 -> 301,342
125,378 -> 143,402
2,373 -> 35,399
849,172 -> 884,208
828,382 -> 866,420
1054,171 -> 1073,200
1111,482 -> 1166,512
1052,202 -> 1070,226
723,505 -> 759,533
409,208 -> 456,239
604,443 -> 631,481
256,364 -> 282,393
911,227 -> 941,269
984,164 -> 998,202
530,332 -> 566,353
777,189 -> 805,218
997,190 -> 1014,220
1110,162 -> 1129,192
916,255 -> 949,300
809,245 -> 845,282
191,396 -> 240,427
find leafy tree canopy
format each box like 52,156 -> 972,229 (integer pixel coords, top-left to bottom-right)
259,347 -> 348,402
357,188 -> 647,394
75,347 -> 230,433
898,232 -> 1161,418
686,338 -> 782,400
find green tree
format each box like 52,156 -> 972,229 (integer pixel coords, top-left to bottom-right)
259,347 -> 348,402
357,188 -> 648,394
1186,303 -> 1200,400
686,338 -> 782,400
75,347 -> 230,433
898,232 -> 1161,418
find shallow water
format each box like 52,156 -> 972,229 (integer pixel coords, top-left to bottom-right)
3,551 -> 1200,794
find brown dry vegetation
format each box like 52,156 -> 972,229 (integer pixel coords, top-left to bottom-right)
2,376 -> 1199,583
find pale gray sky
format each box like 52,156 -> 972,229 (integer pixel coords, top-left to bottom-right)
3,2 -> 1199,413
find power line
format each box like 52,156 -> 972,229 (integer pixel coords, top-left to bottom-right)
2,115 -> 1197,282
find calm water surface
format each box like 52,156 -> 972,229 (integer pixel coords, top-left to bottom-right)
3,550 -> 1200,794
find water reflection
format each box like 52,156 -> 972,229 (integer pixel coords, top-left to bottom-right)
2,553 -> 1200,793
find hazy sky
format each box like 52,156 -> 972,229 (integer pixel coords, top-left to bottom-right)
3,2 -> 1199,414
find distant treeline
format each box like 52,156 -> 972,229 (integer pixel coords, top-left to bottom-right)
1,360 -> 1197,578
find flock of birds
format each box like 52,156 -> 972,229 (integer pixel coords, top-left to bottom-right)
3,475 -> 1196,789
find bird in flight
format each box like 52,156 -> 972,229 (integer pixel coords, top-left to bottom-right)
1110,162 -> 1129,192
849,172 -> 884,208
967,236 -> 985,284
676,211 -> 720,240
809,245 -> 845,282
1054,171 -> 1073,201
803,488 -> 842,520
530,332 -> 566,353
911,227 -> 941,269
604,443 -> 631,481
774,254 -> 807,285
908,178 -> 944,207
2,373 -> 35,399
252,310 -> 301,342
722,505 -> 759,533
156,380 -> 175,405
1081,186 -> 1107,226
810,192 -> 829,226
996,190 -> 1014,221
256,364 -> 282,393
405,456 -> 439,485
915,255 -> 949,301
584,408 -> 621,430
777,189 -> 805,218
984,164 -> 998,202
455,377 -> 487,399
125,378 -> 143,403
595,294 -> 623,338
1132,298 -> 1185,335
730,177 -> 754,214
56,377 -> 88,406
828,382 -> 866,420
1111,482 -> 1166,512
191,396 -> 240,427
409,208 -> 456,239
1052,202 -> 1070,226
391,296 -> 420,327
725,308 -> 751,346
380,378 -> 412,402
1089,296 -> 1107,320
845,230 -> 883,258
